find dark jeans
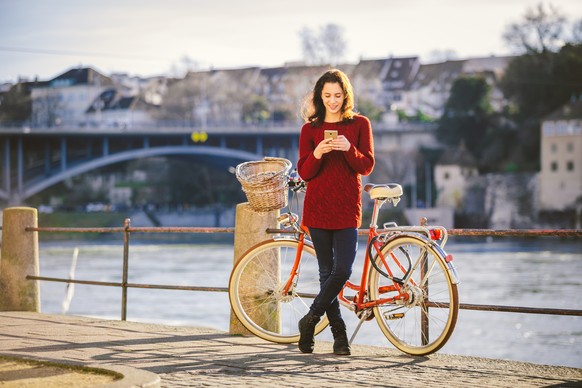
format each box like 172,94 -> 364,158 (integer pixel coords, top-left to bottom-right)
308,227 -> 358,322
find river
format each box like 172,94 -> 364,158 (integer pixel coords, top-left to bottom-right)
37,236 -> 582,369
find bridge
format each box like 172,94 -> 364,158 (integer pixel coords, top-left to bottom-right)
0,122 -> 437,204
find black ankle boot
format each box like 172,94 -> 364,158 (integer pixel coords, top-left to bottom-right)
298,313 -> 320,353
330,319 -> 351,355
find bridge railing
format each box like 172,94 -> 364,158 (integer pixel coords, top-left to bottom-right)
2,219 -> 580,321
0,120 -> 437,133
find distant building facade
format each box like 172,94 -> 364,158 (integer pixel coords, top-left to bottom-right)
539,99 -> 582,210
29,67 -> 161,128
85,88 -> 157,129
22,55 -> 513,131
30,67 -> 113,127
434,143 -> 479,209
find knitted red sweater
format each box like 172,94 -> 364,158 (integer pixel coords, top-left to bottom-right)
297,115 -> 375,229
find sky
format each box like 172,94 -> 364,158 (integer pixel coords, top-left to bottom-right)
1,0 -> 582,83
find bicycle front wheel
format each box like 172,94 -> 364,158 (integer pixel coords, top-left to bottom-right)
368,235 -> 459,355
229,238 -> 328,343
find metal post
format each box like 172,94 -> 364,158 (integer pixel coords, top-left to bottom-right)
121,218 -> 131,320
60,137 -> 67,171
17,137 -> 23,197
256,136 -> 263,155
44,142 -> 51,177
411,163 -> 417,208
290,136 -> 298,166
425,161 -> 432,207
3,138 -> 10,194
102,137 -> 109,156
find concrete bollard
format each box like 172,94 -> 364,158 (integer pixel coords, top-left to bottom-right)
229,203 -> 279,335
0,207 -> 40,312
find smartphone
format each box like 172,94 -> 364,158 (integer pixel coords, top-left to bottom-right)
324,130 -> 338,140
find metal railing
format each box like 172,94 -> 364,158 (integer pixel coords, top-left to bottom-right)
24,220 -> 582,321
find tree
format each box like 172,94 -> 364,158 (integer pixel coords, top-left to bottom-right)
168,55 -> 200,78
299,23 -> 346,65
355,98 -> 383,121
573,19 -> 582,43
500,44 -> 582,121
0,83 -> 31,122
499,43 -> 582,169
242,96 -> 270,124
31,93 -> 64,127
498,4 -> 582,170
502,3 -> 566,54
437,76 -> 493,163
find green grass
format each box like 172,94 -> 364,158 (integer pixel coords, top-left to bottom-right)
37,212 -> 130,241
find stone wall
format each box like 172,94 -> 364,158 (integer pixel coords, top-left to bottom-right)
464,173 -> 539,229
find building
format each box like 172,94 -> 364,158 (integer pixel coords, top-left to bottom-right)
434,143 -> 479,209
30,67 -> 113,127
85,89 -> 157,129
539,99 -> 582,210
349,56 -> 420,123
406,56 -> 511,120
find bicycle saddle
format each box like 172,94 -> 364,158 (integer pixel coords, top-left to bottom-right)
364,183 -> 403,200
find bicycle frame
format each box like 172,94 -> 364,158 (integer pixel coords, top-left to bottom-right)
230,173 -> 460,354
277,185 -> 445,315
337,195 -> 413,313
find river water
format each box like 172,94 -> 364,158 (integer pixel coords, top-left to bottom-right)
37,236 -> 582,369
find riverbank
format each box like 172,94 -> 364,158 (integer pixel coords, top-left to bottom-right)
1,311 -> 581,387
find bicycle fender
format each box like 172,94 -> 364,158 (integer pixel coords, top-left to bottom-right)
430,240 -> 461,285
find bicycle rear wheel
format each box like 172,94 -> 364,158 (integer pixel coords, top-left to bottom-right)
229,238 -> 328,343
368,235 -> 459,355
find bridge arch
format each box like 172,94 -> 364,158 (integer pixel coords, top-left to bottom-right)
21,145 -> 265,201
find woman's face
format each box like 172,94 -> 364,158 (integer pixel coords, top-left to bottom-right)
321,82 -> 344,118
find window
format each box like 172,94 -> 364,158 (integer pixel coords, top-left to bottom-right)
551,161 -> 558,171
443,172 -> 450,180
551,143 -> 557,152
567,161 -> 574,171
567,142 -> 574,152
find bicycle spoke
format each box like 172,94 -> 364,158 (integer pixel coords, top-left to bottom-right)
229,239 -> 328,343
368,236 -> 458,356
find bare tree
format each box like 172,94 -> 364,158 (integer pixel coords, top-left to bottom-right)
168,55 -> 200,78
573,19 -> 582,44
502,3 -> 566,54
299,23 -> 347,65
299,27 -> 322,64
32,93 -> 64,127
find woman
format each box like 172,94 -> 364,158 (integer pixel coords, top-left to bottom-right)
296,69 -> 375,355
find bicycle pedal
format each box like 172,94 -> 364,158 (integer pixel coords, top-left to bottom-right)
388,313 -> 405,320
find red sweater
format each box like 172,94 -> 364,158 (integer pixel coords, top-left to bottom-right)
297,115 -> 375,229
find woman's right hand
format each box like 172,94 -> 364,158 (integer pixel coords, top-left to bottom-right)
313,139 -> 334,159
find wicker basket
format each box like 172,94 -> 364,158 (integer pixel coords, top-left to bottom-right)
236,157 -> 292,212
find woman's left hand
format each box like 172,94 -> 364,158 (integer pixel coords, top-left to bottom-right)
330,135 -> 351,152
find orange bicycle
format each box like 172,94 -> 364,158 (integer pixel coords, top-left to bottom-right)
229,173 -> 460,355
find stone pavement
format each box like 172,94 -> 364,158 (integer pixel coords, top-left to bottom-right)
0,312 -> 581,388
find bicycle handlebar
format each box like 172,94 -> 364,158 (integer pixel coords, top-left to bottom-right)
287,170 -> 306,192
